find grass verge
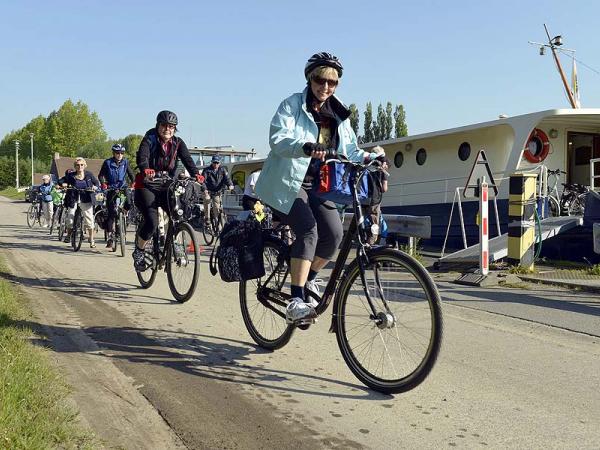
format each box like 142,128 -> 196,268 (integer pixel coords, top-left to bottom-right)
0,259 -> 97,449
0,187 -> 23,200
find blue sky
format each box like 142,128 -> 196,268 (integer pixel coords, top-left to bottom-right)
1,0 -> 599,156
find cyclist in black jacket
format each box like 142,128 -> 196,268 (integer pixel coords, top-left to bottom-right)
132,110 -> 204,271
201,155 -> 234,226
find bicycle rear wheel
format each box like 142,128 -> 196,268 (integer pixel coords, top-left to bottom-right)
239,238 -> 295,350
137,234 -> 158,289
71,209 -> 84,252
118,212 -> 127,257
166,222 -> 199,303
568,194 -> 585,216
335,247 -> 443,394
27,204 -> 37,228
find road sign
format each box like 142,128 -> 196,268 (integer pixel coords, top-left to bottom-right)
463,149 -> 498,198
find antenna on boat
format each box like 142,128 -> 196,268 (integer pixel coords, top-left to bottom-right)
529,24 -> 578,109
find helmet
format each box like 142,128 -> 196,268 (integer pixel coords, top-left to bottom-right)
111,143 -> 125,153
156,110 -> 178,126
304,52 -> 344,80
211,155 -> 222,163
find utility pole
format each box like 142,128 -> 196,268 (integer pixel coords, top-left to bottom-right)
14,140 -> 20,189
30,133 -> 34,186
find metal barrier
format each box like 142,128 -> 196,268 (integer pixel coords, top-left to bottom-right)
591,158 -> 600,191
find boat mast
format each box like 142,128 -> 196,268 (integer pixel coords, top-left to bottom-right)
542,24 -> 578,109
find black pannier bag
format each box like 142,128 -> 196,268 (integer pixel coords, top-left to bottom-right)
209,219 -> 265,282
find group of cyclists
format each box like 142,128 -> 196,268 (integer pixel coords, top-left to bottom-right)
36,52 -> 388,326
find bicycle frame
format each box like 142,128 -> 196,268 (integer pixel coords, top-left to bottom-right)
257,158 -> 392,332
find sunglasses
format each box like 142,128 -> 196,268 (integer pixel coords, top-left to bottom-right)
75,163 -> 85,166
160,123 -> 176,130
312,76 -> 339,87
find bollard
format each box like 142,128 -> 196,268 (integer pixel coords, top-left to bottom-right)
507,173 -> 538,270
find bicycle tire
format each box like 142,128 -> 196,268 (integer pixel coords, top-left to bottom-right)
49,206 -> 59,235
58,208 -> 66,241
26,204 -> 37,228
118,212 -> 126,257
137,234 -> 158,289
334,247 -> 443,394
201,218 -> 215,246
568,195 -> 585,216
71,209 -> 84,252
239,238 -> 295,350
166,222 -> 200,303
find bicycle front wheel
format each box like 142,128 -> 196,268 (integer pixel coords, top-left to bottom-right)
71,209 -> 84,252
239,238 -> 294,350
166,222 -> 199,303
201,214 -> 215,246
27,204 -> 37,228
335,248 -> 443,394
58,208 -> 66,241
118,212 -> 127,257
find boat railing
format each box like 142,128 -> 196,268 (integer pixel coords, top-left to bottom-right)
440,186 -> 501,258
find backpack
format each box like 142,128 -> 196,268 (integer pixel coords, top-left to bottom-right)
312,161 -> 370,205
209,219 -> 265,282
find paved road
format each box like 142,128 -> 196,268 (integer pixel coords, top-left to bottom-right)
2,197 -> 599,449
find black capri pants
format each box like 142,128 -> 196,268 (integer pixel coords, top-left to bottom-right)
134,187 -> 169,241
274,187 -> 343,261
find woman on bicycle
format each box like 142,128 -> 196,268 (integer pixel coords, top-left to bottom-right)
98,143 -> 135,250
255,52 -> 383,324
38,174 -> 54,228
59,157 -> 100,248
133,110 -> 204,271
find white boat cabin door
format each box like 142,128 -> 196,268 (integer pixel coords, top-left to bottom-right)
567,131 -> 600,188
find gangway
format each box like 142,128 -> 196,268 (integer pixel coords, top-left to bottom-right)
435,216 -> 583,269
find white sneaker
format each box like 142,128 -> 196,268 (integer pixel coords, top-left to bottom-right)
286,297 -> 317,324
305,279 -> 322,297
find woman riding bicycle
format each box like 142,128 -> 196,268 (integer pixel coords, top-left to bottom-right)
59,157 -> 100,248
255,52 -> 384,324
98,143 -> 135,250
133,110 -> 204,271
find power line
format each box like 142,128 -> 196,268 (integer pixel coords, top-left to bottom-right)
556,48 -> 600,76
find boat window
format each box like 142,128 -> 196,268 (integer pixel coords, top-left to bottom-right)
394,151 -> 404,168
416,148 -> 427,166
458,142 -> 471,161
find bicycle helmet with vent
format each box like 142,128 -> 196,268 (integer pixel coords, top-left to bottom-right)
304,52 -> 343,79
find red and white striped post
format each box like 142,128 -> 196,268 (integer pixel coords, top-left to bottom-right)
479,178 -> 489,276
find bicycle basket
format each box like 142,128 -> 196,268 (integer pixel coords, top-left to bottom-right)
312,161 -> 370,205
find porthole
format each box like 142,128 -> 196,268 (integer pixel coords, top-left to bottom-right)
416,148 -> 427,165
394,151 -> 404,168
458,142 -> 471,161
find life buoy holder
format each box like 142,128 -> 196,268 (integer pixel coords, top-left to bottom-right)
523,128 -> 550,164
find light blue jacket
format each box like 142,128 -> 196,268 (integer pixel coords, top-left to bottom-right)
256,88 -> 377,214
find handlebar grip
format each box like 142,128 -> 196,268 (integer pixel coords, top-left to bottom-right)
325,148 -> 338,159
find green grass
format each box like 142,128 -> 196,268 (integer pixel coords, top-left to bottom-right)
0,187 -> 23,200
587,264 -> 600,276
508,265 -> 536,275
0,260 -> 97,449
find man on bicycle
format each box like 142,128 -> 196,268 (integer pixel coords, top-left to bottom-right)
132,110 -> 204,271
98,144 -> 135,250
201,155 -> 234,227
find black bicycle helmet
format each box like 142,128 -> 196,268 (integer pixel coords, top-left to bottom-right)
156,110 -> 178,126
111,143 -> 125,153
304,52 -> 343,80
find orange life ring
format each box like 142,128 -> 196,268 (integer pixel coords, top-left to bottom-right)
523,128 -> 550,163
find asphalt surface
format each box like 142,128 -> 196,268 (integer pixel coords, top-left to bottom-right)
1,196 -> 599,449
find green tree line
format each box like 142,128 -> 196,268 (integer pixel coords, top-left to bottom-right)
348,102 -> 408,144
0,99 -> 143,188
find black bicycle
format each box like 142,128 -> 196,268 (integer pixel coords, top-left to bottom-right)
239,156 -> 443,394
26,194 -> 45,228
68,187 -> 97,252
136,174 -> 201,303
102,187 -> 129,256
201,189 -> 228,246
49,189 -> 66,237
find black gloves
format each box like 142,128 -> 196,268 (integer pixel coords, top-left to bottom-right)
303,142 -> 328,156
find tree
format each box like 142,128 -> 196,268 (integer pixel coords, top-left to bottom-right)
374,103 -> 387,141
120,134 -> 143,155
385,102 -> 393,140
348,104 -> 360,136
394,105 -> 408,138
43,100 -> 106,158
363,102 -> 374,144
